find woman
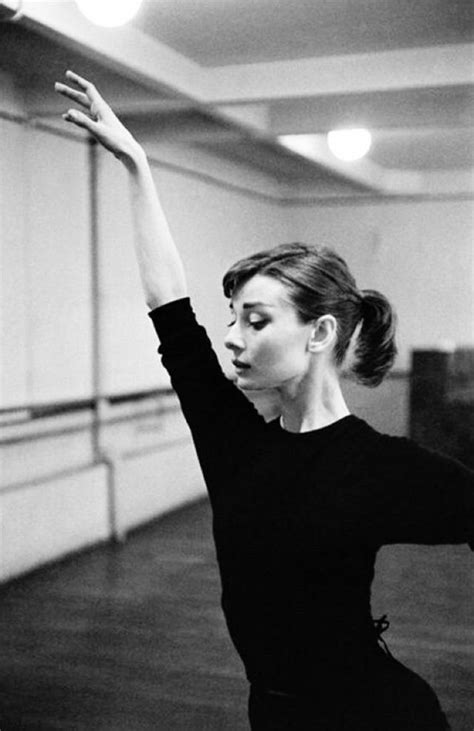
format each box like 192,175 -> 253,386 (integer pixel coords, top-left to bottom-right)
56,71 -> 473,730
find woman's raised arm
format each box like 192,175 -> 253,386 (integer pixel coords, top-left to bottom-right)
55,70 -> 187,310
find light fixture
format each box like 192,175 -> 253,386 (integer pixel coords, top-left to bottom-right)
75,0 -> 143,27
327,128 -> 372,162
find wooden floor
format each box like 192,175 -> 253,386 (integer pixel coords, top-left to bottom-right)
0,498 -> 472,730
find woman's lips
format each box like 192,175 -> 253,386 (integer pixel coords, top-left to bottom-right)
232,360 -> 251,370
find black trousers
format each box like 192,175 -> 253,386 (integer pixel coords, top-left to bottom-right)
248,657 -> 451,730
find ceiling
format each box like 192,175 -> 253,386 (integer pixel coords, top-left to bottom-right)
1,0 -> 473,196
134,0 -> 474,67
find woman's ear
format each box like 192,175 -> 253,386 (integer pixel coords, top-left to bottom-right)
308,315 -> 337,353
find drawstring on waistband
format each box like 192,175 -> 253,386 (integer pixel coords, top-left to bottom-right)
373,614 -> 393,658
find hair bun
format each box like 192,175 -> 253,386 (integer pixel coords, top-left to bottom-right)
352,289 -> 397,386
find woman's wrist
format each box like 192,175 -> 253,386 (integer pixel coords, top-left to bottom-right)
119,139 -> 147,172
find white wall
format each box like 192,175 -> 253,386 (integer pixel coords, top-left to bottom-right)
0,119 -> 28,407
0,119 -> 92,408
0,102 -> 288,407
25,128 -> 93,403
96,141 -> 289,395
0,70 -> 290,582
286,198 -> 474,371
0,464 -> 109,583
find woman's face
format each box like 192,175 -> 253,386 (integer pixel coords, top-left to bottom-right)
224,274 -> 315,391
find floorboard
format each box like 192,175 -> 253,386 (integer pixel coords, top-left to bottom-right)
0,499 -> 472,729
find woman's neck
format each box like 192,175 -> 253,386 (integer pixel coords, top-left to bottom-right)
277,367 -> 350,433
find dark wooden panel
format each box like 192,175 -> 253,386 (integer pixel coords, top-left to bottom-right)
410,348 -> 474,468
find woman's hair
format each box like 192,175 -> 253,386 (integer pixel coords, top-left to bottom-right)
222,242 -> 397,387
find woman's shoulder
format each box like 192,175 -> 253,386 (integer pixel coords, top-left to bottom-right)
341,417 -> 431,469
357,421 -> 474,485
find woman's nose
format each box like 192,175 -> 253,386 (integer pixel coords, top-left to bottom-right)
224,324 -> 245,351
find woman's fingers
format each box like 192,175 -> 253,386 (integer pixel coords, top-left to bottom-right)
57,71 -> 139,160
54,82 -> 90,110
62,108 -> 98,134
65,69 -> 103,106
65,69 -> 90,88
62,107 -> 122,156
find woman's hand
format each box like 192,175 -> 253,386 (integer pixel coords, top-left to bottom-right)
55,70 -> 143,166
56,71 -> 187,308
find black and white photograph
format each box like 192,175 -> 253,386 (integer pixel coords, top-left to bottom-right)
0,0 -> 473,728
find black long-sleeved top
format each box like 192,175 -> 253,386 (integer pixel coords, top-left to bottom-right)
149,297 -> 474,699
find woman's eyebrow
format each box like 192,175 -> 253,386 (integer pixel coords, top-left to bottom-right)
229,301 -> 275,311
242,302 -> 275,309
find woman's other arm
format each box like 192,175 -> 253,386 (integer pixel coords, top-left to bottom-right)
372,435 -> 474,549
55,70 -> 186,310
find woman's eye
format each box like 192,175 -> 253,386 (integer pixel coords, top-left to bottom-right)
249,319 -> 267,330
226,317 -> 267,329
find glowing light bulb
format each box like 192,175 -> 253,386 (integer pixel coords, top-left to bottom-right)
76,0 -> 143,27
327,128 -> 372,162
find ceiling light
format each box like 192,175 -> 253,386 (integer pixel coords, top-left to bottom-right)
75,0 -> 143,27
327,128 -> 372,162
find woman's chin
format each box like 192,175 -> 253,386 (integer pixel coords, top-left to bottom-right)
235,373 -> 257,390
236,376 -> 268,392
237,378 -> 256,391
